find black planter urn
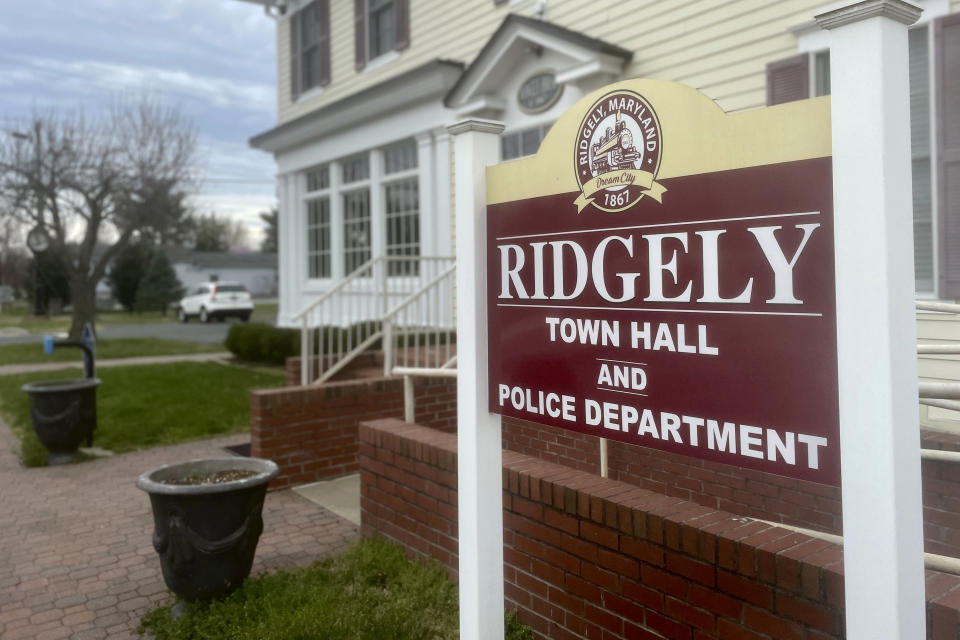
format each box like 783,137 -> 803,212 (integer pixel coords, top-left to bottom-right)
136,457 -> 279,602
22,378 -> 101,465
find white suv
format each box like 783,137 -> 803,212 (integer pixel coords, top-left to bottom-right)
177,282 -> 254,323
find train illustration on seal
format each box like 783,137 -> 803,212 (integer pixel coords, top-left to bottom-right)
589,112 -> 641,175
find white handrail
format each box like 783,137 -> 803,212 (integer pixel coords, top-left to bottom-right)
291,256 -> 379,323
383,264 -> 457,320
295,255 -> 456,385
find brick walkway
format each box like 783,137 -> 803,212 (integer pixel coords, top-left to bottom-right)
0,424 -> 359,639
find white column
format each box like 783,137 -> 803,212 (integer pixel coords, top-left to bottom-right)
370,149 -> 386,262
434,129 -> 453,256
330,163 -> 344,282
276,174 -> 293,326
285,173 -> 305,321
447,118 -> 505,640
370,150 -> 387,315
416,132 -> 436,256
815,2 -> 925,638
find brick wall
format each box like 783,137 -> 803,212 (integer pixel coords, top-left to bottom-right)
257,365 -> 960,555
284,353 -> 383,386
504,417 -> 960,558
360,418 -> 960,640
251,376 -> 456,489
502,417 -> 600,474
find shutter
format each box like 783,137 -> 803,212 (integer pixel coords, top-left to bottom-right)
395,0 -> 410,51
766,53 -> 809,106
936,14 -> 960,298
354,0 -> 367,71
317,0 -> 331,87
290,13 -> 301,101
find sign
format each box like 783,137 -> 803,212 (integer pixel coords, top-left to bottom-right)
486,80 -> 839,485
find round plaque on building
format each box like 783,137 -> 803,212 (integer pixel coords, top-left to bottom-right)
517,72 -> 563,114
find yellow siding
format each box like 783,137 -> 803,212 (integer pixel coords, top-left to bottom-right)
278,0 -> 844,124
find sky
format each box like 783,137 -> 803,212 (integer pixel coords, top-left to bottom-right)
0,0 -> 278,249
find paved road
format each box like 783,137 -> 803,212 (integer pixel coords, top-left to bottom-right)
0,318 -> 256,346
0,425 -> 359,639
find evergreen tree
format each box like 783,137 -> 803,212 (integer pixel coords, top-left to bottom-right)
107,242 -> 152,312
135,250 -> 183,315
259,208 -> 278,253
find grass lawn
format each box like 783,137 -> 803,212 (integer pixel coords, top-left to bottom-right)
0,361 -> 284,467
140,537 -> 532,640
0,307 -> 69,334
0,338 -> 226,366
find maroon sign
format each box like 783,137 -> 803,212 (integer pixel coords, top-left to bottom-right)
486,157 -> 839,485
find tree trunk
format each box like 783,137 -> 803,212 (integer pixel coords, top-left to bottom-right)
69,276 -> 97,340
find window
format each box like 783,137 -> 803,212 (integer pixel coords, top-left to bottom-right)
909,27 -> 934,293
383,140 -> 420,275
343,190 -> 372,273
768,31 -> 935,294
306,165 -> 329,192
354,0 -> 409,70
300,140 -> 422,279
307,199 -> 331,279
305,165 -> 332,279
383,140 -> 417,174
813,51 -> 830,97
342,154 -> 370,183
369,0 -> 396,59
290,1 -> 330,100
501,123 -> 552,161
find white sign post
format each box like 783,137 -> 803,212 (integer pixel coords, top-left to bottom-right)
815,1 -> 926,637
448,118 -> 506,640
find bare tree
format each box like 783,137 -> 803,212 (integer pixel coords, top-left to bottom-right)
190,212 -> 248,252
0,99 -> 196,338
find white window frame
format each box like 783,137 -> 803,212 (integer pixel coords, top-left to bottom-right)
298,139 -> 422,286
382,166 -> 421,276
794,0 -> 948,297
292,1 -> 328,99
302,166 -> 333,281
366,0 -> 399,69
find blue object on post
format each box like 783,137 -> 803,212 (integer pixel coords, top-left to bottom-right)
42,325 -> 96,379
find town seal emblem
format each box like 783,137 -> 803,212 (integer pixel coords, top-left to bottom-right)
574,89 -> 666,213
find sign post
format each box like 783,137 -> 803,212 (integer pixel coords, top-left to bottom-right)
448,118 -> 506,640
816,1 -> 926,637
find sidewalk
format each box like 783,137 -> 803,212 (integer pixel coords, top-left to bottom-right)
0,352 -> 232,377
0,421 -> 359,639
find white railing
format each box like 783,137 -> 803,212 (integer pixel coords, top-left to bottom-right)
380,264 -> 458,422
916,300 -> 960,463
291,255 -> 455,385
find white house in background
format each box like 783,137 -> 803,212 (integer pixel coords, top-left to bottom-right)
240,0 -> 960,424
163,248 -> 278,298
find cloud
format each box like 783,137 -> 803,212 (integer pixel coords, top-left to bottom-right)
2,0 -> 280,247
2,56 -> 274,116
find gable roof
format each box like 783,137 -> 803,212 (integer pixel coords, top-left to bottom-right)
444,14 -> 632,108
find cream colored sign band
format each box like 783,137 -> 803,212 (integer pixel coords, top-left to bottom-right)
487,79 -> 832,206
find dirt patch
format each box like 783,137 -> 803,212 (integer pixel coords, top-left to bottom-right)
161,469 -> 258,485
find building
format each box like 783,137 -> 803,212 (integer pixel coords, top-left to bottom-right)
241,0 -> 959,422
164,248 -> 278,298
